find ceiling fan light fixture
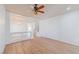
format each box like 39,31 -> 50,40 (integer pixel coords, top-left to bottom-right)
33,4 -> 44,15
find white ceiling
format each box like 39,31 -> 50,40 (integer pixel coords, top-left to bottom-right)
5,4 -> 79,20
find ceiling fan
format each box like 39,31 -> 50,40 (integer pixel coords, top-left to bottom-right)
33,4 -> 44,15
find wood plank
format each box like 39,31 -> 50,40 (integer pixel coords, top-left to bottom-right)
4,37 -> 79,54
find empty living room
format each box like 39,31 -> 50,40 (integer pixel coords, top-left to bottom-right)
0,4 -> 79,54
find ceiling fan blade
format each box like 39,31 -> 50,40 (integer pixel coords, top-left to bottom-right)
37,5 -> 44,10
37,11 -> 44,13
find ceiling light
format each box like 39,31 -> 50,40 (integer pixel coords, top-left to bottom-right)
66,6 -> 71,11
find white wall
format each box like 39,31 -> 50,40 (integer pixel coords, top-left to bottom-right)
36,16 -> 60,39
0,5 -> 6,53
37,11 -> 79,46
57,11 -> 79,46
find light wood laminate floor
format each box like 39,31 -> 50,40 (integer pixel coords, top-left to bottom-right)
4,37 -> 79,54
